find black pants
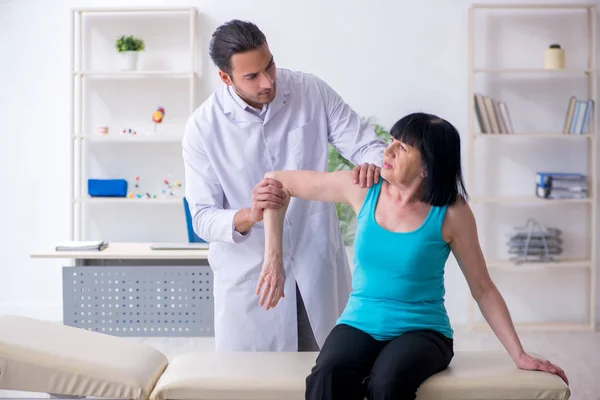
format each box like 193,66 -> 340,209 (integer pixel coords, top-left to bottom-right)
306,324 -> 453,400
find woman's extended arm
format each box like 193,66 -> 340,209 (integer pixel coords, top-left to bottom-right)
255,170 -> 367,310
444,200 -> 569,385
264,170 -> 366,206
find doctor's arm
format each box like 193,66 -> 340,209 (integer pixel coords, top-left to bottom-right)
256,169 -> 365,309
182,120 -> 265,243
316,78 -> 387,182
446,200 -> 569,385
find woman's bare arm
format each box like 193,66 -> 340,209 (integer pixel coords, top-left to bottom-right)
264,170 -> 366,211
256,170 -> 368,310
444,199 -> 568,384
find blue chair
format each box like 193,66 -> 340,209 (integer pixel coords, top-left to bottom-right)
183,197 -> 206,243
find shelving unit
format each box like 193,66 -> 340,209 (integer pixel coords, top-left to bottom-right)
467,3 -> 597,330
70,7 -> 199,241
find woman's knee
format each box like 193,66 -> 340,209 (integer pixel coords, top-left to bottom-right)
310,351 -> 351,378
366,368 -> 418,398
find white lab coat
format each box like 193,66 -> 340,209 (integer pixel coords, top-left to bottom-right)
182,68 -> 386,351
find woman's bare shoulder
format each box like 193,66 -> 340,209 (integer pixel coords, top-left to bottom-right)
442,195 -> 474,242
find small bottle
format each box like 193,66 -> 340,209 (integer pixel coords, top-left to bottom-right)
545,44 -> 565,70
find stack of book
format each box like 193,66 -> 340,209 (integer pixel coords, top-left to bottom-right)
507,219 -> 562,264
563,96 -> 594,134
55,240 -> 109,251
473,93 -> 514,134
535,172 -> 587,200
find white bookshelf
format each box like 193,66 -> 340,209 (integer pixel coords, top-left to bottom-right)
467,3 -> 597,331
70,7 -> 199,242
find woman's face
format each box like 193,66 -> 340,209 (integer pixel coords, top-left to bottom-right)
381,138 -> 425,186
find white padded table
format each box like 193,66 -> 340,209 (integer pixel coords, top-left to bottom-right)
0,315 -> 570,400
149,351 -> 570,400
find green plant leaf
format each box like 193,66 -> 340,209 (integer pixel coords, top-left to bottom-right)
115,35 -> 145,52
329,117 -> 390,246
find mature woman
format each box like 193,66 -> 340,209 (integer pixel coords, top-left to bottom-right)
255,112 -> 568,400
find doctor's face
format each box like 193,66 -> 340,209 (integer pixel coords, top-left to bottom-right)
219,43 -> 277,109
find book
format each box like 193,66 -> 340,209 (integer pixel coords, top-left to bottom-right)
55,240 -> 108,251
535,172 -> 586,187
473,93 -> 513,134
536,185 -> 587,199
563,96 -> 594,134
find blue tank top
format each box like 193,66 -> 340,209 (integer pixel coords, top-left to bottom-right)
336,180 -> 453,340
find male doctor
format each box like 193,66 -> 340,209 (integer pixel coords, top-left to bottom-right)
182,19 -> 387,352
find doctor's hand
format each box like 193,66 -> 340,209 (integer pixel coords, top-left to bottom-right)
256,255 -> 286,310
250,177 -> 287,224
352,162 -> 381,188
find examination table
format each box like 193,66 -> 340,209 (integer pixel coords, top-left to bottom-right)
0,315 -> 570,400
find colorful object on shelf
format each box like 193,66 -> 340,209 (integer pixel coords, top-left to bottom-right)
162,174 -> 182,197
95,126 -> 109,135
128,176 -> 143,199
153,107 -> 165,133
127,175 -> 170,200
88,179 -> 128,197
122,128 -> 137,135
152,107 -> 165,124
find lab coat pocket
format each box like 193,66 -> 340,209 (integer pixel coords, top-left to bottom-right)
289,119 -> 325,169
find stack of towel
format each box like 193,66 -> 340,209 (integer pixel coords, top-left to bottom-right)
507,219 -> 562,263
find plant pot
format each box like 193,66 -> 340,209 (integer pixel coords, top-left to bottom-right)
118,51 -> 138,71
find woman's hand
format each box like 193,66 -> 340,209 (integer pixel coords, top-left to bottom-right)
516,352 -> 569,385
255,255 -> 286,310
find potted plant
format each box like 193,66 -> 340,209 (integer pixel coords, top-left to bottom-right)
328,118 -> 391,247
115,35 -> 145,71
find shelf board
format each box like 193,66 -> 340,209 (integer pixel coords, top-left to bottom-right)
74,134 -> 183,143
76,7 -> 195,14
471,196 -> 592,204
73,71 -> 195,78
486,259 -> 591,269
470,321 -> 593,331
471,3 -> 595,10
75,197 -> 183,205
474,133 -> 594,139
473,68 -> 593,74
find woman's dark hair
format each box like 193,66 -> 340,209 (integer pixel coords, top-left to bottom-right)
209,20 -> 267,76
390,112 -> 469,207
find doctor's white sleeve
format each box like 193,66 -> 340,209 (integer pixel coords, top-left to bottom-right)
182,119 -> 251,244
316,78 -> 387,167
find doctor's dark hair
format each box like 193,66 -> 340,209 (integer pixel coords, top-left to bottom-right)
209,19 -> 267,75
390,112 -> 469,207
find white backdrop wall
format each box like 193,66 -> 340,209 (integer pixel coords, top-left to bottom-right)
0,0 -> 598,328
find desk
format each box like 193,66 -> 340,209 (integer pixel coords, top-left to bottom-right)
30,243 -> 213,337
31,242 -> 210,266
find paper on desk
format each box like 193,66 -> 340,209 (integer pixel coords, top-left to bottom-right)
55,240 -> 108,251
